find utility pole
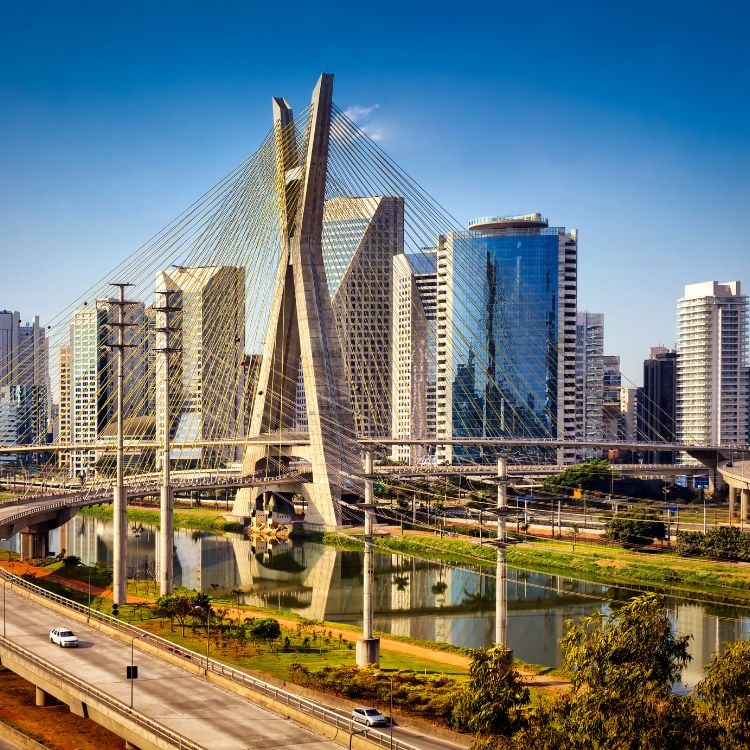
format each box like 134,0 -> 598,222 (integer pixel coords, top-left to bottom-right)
356,451 -> 380,667
109,283 -> 136,606
495,456 -> 510,650
154,288 -> 180,596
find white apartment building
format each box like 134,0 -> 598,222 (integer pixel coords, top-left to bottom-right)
70,300 -> 146,479
391,252 -> 433,464
676,281 -> 749,447
155,266 -> 245,466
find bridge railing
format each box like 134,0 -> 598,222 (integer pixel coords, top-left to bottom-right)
0,632 -> 202,750
0,570 -> 420,750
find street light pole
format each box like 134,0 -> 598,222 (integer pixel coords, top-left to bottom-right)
349,728 -> 368,750
206,606 -> 211,665
389,674 -> 393,750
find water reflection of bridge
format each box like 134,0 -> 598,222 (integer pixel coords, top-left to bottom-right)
38,515 -> 750,675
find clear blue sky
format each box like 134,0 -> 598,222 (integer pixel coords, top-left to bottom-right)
1,0 -> 748,383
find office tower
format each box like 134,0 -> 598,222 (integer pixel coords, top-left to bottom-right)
0,388 -> 17,464
0,311 -> 50,456
576,312 -> 604,459
676,281 -> 749,447
15,316 -> 50,445
602,355 -> 622,442
638,347 -> 677,463
155,266 -> 245,466
322,196 -> 404,439
435,213 -> 577,464
391,251 -> 434,464
58,345 -> 71,469
0,310 -> 20,385
70,299 -> 146,479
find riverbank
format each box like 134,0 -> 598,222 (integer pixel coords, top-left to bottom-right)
326,529 -> 750,606
82,504 -> 750,605
79,503 -> 245,533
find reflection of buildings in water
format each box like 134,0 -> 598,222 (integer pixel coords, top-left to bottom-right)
56,516 -> 159,577
32,519 -> 750,679
671,602 -> 750,689
232,539 -> 339,622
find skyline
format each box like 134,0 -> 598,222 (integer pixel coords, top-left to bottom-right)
1,1 -> 748,384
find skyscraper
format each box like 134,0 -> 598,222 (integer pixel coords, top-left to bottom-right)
322,196 -> 404,438
57,344 -> 71,469
0,311 -> 50,456
576,311 -> 604,458
70,299 -> 146,478
434,213 -> 577,464
638,346 -> 677,462
15,316 -> 50,445
602,355 -> 622,442
391,251 -> 434,464
676,281 -> 749,447
155,266 -> 245,466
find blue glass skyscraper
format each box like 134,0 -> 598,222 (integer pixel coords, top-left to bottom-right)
435,214 -> 577,464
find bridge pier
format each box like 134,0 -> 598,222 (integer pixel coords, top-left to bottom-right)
19,523 -> 52,560
35,686 -> 52,706
741,489 -> 750,525
729,486 -> 737,521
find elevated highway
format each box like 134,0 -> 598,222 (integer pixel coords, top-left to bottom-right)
0,571 -> 455,750
0,471 -> 307,559
717,459 -> 750,522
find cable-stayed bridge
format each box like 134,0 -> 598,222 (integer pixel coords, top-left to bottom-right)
1,73 -> 747,605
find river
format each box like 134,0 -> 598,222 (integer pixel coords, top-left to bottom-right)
3,514 -> 749,688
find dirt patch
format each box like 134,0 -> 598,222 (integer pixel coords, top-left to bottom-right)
0,669 -> 124,749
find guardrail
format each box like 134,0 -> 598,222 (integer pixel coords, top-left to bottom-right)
0,570 -> 421,750
0,471 -> 309,536
0,631 -> 202,749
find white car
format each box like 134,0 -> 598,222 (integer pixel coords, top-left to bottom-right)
351,706 -> 388,727
49,627 -> 79,647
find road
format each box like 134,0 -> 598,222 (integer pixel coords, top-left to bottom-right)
0,583 -> 465,750
0,584 -> 345,750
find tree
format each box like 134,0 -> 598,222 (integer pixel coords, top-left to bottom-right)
155,593 -> 197,636
543,460 -> 611,493
452,646 -> 529,739
697,639 -> 750,747
606,508 -> 665,549
249,617 -> 281,643
512,594 -> 714,749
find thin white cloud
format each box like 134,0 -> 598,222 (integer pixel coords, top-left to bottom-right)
343,104 -> 380,121
360,124 -> 383,142
342,103 -> 384,142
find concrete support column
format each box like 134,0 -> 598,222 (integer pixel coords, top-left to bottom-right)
686,476 -> 695,490
356,452 -> 380,668
19,529 -> 48,561
35,686 -> 50,707
729,486 -> 737,520
496,457 -> 508,651
741,489 -> 750,524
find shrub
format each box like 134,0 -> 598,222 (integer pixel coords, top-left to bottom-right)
676,531 -> 704,557
606,508 -> 665,548
249,617 -> 281,642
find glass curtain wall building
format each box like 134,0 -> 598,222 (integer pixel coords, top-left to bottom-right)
435,214 -> 577,464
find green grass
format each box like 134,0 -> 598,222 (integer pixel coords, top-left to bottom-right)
143,619 -> 466,682
324,532 -> 750,606
79,505 -> 245,533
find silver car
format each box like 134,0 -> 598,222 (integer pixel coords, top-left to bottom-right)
351,706 -> 388,727
49,627 -> 79,647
